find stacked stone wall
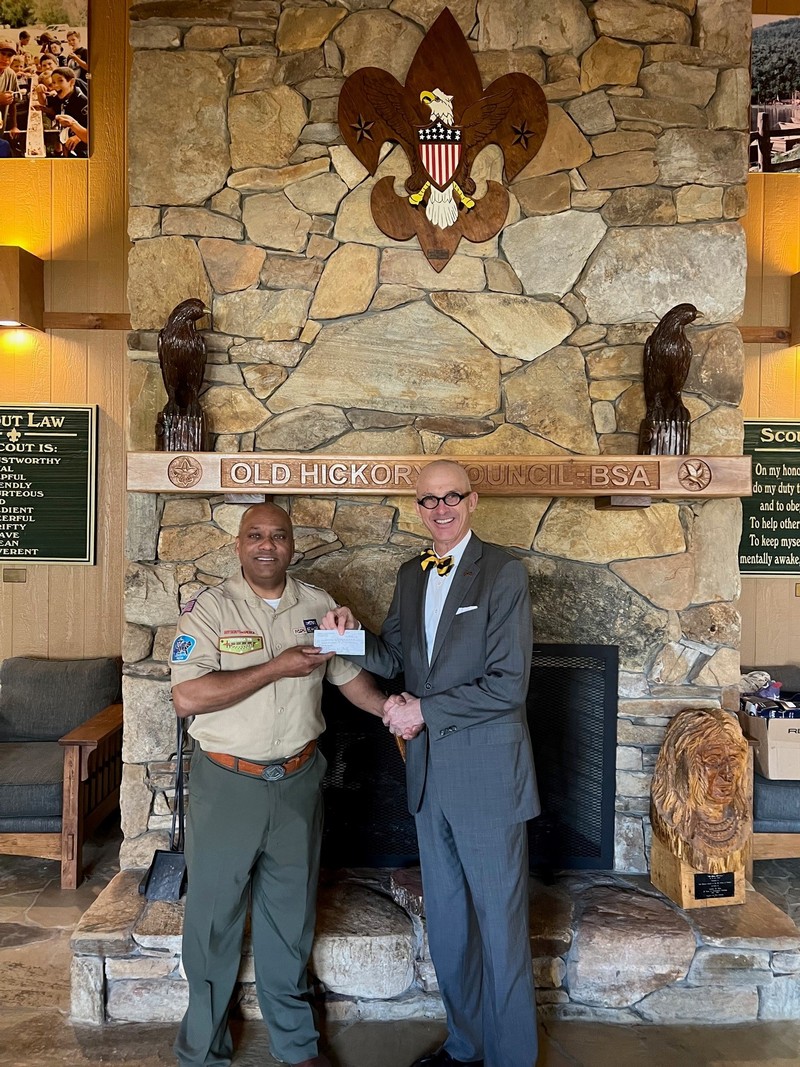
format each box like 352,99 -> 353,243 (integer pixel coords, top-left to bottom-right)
124,0 -> 751,873
71,870 -> 800,1024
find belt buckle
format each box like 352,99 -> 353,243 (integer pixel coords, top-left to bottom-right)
261,763 -> 286,782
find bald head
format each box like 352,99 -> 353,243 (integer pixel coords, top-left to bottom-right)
416,460 -> 471,496
238,501 -> 290,536
235,503 -> 294,597
415,460 -> 478,554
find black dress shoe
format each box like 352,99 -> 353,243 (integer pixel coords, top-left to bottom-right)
410,1048 -> 484,1067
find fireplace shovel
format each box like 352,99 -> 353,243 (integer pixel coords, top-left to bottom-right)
139,716 -> 187,902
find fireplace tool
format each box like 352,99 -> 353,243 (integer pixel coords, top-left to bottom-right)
139,715 -> 187,902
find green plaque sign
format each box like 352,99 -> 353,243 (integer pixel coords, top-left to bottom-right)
0,404 -> 98,565
740,419 -> 800,576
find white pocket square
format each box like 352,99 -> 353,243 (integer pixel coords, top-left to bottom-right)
456,605 -> 478,615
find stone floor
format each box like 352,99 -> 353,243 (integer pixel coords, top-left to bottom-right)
754,857 -> 800,928
1,827 -> 800,1067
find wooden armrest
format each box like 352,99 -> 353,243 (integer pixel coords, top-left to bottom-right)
59,702 -> 123,747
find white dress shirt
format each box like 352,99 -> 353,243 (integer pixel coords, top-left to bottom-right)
424,530 -> 472,663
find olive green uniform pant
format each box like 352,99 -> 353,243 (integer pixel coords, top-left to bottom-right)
174,748 -> 326,1067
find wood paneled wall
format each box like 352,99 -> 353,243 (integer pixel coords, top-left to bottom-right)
0,0 -> 129,661
740,173 -> 800,666
0,0 -> 793,669
752,0 -> 800,13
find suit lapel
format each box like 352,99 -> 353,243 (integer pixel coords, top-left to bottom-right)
428,535 -> 483,671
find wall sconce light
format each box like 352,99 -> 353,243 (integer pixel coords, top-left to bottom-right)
0,246 -> 44,332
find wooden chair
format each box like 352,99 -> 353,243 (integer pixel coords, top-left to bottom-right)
0,656 -> 123,889
742,744 -> 800,881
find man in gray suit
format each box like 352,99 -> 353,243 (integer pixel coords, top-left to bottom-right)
321,460 -> 539,1067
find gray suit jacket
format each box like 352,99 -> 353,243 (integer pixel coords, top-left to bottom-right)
354,534 -> 539,829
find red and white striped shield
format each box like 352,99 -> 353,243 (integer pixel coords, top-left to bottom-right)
417,120 -> 463,190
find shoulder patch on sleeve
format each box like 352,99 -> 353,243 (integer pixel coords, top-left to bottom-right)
180,587 -> 210,615
171,634 -> 197,663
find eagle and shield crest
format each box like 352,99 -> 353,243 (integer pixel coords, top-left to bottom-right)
338,7 -> 548,271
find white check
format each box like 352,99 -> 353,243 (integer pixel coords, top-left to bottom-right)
313,629 -> 365,655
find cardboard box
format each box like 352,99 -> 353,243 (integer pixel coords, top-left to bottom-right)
738,707 -> 800,780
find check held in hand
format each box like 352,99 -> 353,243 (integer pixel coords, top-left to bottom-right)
313,628 -> 365,655
319,607 -> 424,741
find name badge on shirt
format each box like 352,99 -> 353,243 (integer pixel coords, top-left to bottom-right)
219,630 -> 264,655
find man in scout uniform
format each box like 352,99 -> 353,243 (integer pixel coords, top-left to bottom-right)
170,502 -> 386,1067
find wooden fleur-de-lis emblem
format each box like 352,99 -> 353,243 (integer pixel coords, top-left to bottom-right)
338,7 -> 548,271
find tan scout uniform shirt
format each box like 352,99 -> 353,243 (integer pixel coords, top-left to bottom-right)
170,571 -> 360,762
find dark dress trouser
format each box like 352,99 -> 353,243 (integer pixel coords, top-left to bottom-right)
174,749 -> 325,1067
415,770 -> 538,1067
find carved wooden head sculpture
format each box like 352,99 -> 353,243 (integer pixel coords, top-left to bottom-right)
650,707 -> 749,874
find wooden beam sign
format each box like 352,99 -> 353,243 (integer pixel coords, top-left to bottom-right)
128,453 -> 751,499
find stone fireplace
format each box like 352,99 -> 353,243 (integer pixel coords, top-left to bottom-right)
66,0 -> 800,1030
122,0 -> 750,881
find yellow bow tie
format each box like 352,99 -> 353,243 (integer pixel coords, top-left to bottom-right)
420,549 -> 454,576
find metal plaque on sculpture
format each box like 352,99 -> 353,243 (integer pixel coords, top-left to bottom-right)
740,420 -> 800,575
0,404 -> 97,564
337,7 -> 547,271
693,872 -> 736,900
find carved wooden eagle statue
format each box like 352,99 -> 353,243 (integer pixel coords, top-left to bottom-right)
156,298 -> 210,452
638,303 -> 699,456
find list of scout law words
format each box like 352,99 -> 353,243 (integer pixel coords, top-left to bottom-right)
0,405 -> 96,564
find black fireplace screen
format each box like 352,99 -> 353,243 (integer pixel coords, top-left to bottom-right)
319,642 -> 618,871
526,643 -> 619,871
319,677 -> 418,868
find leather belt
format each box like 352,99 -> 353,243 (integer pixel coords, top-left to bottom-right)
206,739 -> 317,782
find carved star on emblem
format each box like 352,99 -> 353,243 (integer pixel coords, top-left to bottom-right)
511,121 -> 534,150
350,114 -> 375,142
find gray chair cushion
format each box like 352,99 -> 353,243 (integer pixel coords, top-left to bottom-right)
0,742 -> 63,819
0,656 -> 120,742
753,772 -> 800,832
0,815 -> 61,833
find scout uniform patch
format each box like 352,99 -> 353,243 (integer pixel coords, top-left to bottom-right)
218,629 -> 264,654
171,635 -> 197,663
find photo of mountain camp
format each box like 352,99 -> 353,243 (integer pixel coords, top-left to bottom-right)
751,15 -> 800,173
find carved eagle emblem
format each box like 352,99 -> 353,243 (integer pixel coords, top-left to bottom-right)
338,7 -> 548,271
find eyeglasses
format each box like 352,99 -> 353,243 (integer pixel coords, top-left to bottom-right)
416,491 -> 470,510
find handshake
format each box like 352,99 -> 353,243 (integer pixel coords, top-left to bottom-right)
382,691 -> 425,741
320,605 -> 425,742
